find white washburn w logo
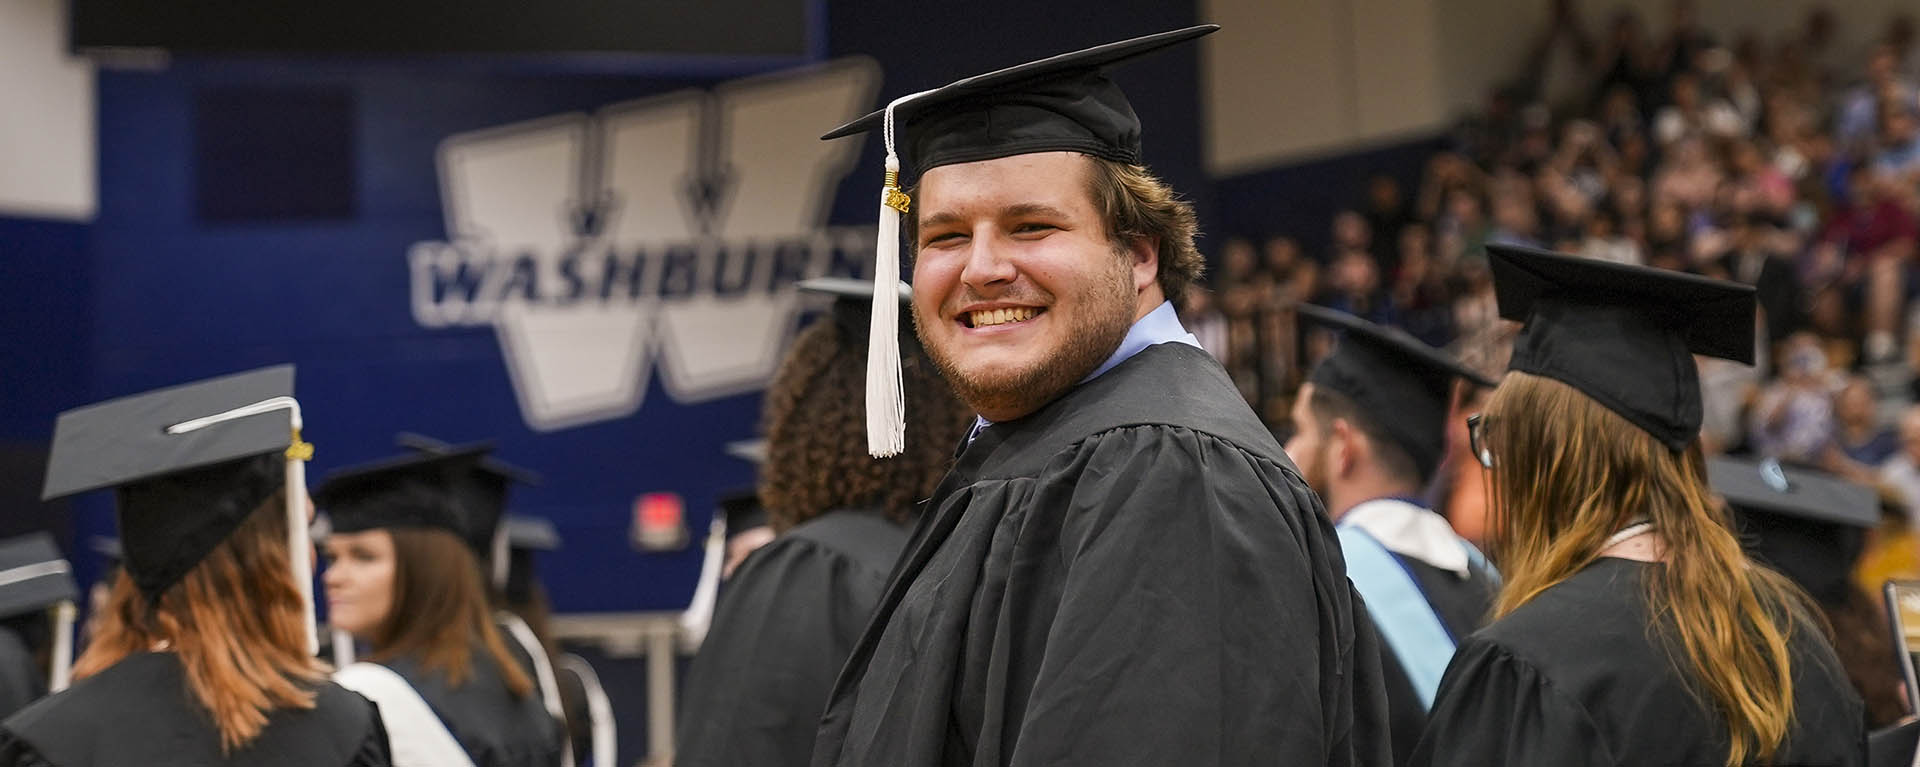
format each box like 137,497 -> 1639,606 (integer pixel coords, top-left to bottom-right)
409,60 -> 881,430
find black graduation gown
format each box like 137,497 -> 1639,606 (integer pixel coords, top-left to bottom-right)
0,628 -> 41,721
1409,558 -> 1866,767
677,508 -> 909,767
384,646 -> 564,767
0,652 -> 389,767
1372,554 -> 1497,767
812,342 -> 1393,767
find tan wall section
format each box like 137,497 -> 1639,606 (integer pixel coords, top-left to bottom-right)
1204,0 -> 1917,176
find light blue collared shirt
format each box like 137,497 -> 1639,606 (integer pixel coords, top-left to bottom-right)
968,300 -> 1199,439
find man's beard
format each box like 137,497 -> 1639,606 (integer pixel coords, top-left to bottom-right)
918,254 -> 1137,422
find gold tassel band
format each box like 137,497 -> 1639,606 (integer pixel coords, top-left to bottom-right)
882,169 -> 910,214
286,429 -> 315,461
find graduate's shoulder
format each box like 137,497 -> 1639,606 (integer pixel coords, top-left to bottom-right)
1,652 -> 179,737
1467,560 -> 1673,701
993,343 -> 1293,472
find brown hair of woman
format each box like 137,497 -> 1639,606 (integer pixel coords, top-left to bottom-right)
759,316 -> 973,534
363,527 -> 532,698
76,489 -> 325,752
1482,372 -> 1816,767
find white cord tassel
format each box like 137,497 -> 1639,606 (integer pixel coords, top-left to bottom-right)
868,93 -> 923,458
867,156 -> 907,458
332,627 -> 356,667
49,600 -> 74,692
285,434 -> 318,656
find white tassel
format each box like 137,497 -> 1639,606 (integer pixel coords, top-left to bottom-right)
332,627 -> 356,667
48,600 -> 74,692
285,428 -> 318,656
868,94 -> 921,458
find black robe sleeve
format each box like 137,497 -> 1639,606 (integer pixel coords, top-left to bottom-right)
676,534 -> 891,767
985,426 -> 1390,767
0,630 -> 41,721
0,727 -> 55,767
1407,637 -> 1612,767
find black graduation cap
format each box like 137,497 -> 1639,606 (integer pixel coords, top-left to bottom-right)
501,514 -> 559,605
1297,304 -> 1496,482
724,439 -> 767,465
395,433 -> 542,557
1708,456 -> 1876,605
822,25 -> 1218,177
800,277 -> 914,345
312,445 -> 493,539
0,533 -> 78,619
41,365 -> 303,603
1489,244 -> 1755,450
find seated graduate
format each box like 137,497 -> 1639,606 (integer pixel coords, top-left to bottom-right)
1710,457 -> 1909,729
1284,304 -> 1499,766
1409,244 -> 1865,766
0,534 -> 80,720
6,365 -> 391,767
390,433 -> 573,764
675,277 -> 973,767
315,446 -> 564,767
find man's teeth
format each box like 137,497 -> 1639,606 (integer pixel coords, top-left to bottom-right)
971,307 -> 1038,327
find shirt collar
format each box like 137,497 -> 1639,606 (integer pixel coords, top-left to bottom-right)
969,300 -> 1198,437
1339,497 -> 1473,577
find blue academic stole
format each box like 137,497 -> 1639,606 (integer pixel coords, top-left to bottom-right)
1336,525 -> 1489,711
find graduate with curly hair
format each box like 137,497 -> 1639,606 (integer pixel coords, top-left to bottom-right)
675,278 -> 973,767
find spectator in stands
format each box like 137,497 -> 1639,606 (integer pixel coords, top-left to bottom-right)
1749,333 -> 1838,464
1876,103 -> 1920,186
1828,377 -> 1899,480
1179,284 -> 1229,363
1265,235 -> 1317,303
1819,163 -> 1917,365
1837,45 -> 1916,154
1577,205 -> 1641,265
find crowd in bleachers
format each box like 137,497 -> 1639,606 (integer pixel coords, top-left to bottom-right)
1187,2 -> 1920,514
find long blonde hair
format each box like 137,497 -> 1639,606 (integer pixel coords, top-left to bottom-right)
1483,372 -> 1814,766
77,488 -> 327,752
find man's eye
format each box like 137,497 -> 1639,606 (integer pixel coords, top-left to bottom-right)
1014,223 -> 1057,235
924,232 -> 965,247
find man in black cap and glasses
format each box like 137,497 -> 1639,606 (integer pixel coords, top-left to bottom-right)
813,26 -> 1391,767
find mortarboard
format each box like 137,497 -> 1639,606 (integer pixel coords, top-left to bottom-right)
312,445 -> 492,539
800,277 -> 913,344
822,25 -> 1218,457
1297,304 -> 1496,482
723,439 -> 767,465
1708,456 -> 1876,605
394,433 -> 541,562
0,533 -> 80,694
1489,243 -> 1755,450
0,533 -> 77,620
39,365 -> 317,652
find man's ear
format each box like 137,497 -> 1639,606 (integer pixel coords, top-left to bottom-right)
1127,235 -> 1159,293
1329,418 -> 1356,479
